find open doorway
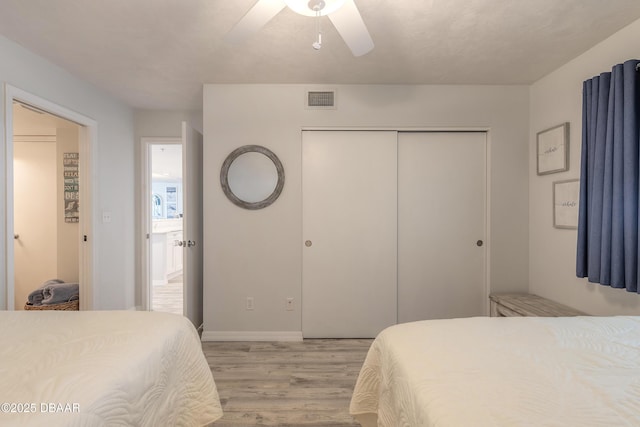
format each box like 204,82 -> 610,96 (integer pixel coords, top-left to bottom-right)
146,140 -> 184,315
12,101 -> 81,309
140,124 -> 202,326
5,85 -> 95,311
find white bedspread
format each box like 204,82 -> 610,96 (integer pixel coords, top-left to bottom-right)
350,316 -> 640,427
0,311 -> 223,426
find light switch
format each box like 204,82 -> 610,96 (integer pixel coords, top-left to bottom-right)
102,211 -> 112,223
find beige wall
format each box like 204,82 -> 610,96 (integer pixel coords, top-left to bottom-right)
529,19 -> 640,315
203,84 -> 530,337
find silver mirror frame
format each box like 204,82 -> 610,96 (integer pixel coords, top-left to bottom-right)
220,145 -> 285,210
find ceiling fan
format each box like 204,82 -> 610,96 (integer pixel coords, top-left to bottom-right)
225,0 -> 374,57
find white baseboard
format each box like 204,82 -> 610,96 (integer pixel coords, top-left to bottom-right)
201,330 -> 303,342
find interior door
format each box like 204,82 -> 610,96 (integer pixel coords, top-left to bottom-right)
182,122 -> 204,327
13,141 -> 58,309
302,130 -> 398,338
398,131 -> 486,322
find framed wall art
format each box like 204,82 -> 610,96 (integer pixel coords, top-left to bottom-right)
553,179 -> 580,229
537,122 -> 569,175
63,152 -> 79,223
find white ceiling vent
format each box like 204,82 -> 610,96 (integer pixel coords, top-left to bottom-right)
306,90 -> 337,109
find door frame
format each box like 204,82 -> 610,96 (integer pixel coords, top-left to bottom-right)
140,136 -> 181,311
4,84 -> 97,310
300,125 -> 492,316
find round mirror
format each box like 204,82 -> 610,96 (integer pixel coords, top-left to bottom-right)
220,145 -> 285,210
227,152 -> 277,203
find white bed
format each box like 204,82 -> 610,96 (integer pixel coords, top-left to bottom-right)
350,316 -> 640,427
0,310 -> 223,426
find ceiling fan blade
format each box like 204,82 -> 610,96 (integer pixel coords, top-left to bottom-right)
225,0 -> 287,44
328,0 -> 374,57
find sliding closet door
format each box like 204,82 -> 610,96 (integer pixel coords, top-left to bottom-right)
302,131 -> 397,338
398,132 -> 486,322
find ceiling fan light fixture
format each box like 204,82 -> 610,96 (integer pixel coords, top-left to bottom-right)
284,0 -> 346,17
227,0 -> 374,57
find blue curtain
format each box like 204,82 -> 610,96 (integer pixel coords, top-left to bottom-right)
576,59 -> 640,293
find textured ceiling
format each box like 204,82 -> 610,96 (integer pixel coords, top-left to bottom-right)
1,0 -> 639,110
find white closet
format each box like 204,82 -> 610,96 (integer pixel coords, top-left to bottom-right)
302,130 -> 486,338
302,131 -> 398,338
397,131 -> 486,323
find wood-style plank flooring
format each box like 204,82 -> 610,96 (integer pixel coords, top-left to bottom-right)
202,339 -> 373,426
151,276 -> 183,315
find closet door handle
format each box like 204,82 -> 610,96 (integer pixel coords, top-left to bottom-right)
476,240 -> 483,247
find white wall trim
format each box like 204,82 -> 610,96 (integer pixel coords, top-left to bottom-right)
3,84 -> 15,310
484,129 -> 493,314
201,330 -> 303,342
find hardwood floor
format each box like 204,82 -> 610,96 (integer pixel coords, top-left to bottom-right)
151,275 -> 183,315
202,339 -> 373,426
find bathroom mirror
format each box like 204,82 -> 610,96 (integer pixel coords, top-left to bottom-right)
220,145 -> 285,210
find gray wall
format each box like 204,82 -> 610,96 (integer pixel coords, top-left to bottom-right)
0,35 -> 135,309
203,84 -> 530,338
529,19 -> 640,315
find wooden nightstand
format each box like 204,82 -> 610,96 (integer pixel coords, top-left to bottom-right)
489,293 -> 586,317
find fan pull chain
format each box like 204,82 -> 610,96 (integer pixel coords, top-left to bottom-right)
312,6 -> 322,50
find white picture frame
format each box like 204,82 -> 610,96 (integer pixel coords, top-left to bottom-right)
553,179 -> 580,229
537,123 -> 569,175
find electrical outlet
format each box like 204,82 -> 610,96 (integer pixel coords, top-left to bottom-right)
246,297 -> 254,310
286,297 -> 294,311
